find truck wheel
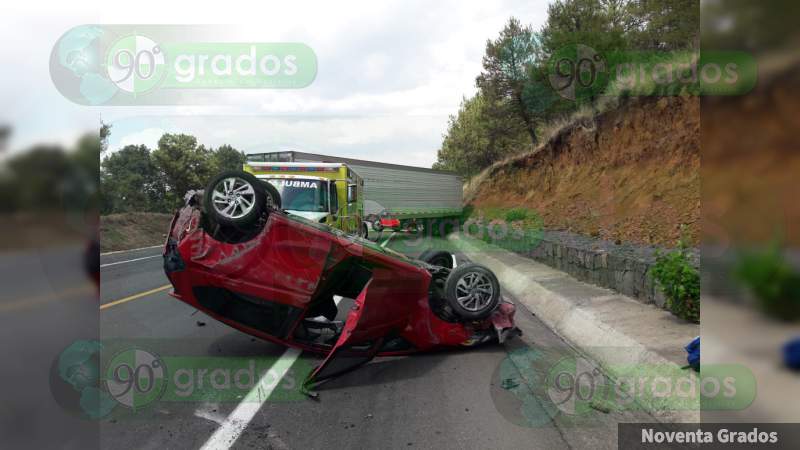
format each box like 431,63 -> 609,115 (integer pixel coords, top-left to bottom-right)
444,263 -> 500,320
204,170 -> 266,228
419,249 -> 454,269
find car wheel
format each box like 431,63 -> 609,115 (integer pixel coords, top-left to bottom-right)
419,249 -> 454,269
359,223 -> 369,239
444,263 -> 500,320
204,170 -> 266,228
261,180 -> 282,210
372,219 -> 383,232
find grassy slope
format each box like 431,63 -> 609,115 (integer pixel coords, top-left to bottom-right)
100,212 -> 173,252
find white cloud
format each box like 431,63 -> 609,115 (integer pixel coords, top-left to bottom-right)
2,0 -> 551,167
113,128 -> 166,152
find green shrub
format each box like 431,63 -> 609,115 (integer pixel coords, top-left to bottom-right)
504,207 -> 529,222
734,244 -> 800,321
651,240 -> 700,323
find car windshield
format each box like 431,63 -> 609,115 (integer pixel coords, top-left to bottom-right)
265,178 -> 328,212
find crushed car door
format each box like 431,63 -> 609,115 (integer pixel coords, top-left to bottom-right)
303,279 -> 385,387
303,265 -> 420,387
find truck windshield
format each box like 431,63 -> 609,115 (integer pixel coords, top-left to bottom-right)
265,178 -> 328,212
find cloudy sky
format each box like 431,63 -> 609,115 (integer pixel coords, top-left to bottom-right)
1,0 -> 550,167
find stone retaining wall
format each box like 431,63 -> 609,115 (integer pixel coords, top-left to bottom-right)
514,230 -> 699,309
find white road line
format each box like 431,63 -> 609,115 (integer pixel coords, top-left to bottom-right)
200,348 -> 302,450
100,244 -> 162,256
100,254 -> 161,268
380,232 -> 396,248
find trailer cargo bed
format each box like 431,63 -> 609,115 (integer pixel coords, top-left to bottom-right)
247,151 -> 463,219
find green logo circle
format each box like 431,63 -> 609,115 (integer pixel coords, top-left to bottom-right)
105,35 -> 166,95
547,44 -> 608,102
104,348 -> 167,410
545,355 -> 610,416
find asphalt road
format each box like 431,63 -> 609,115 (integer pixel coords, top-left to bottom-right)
1,244 -> 99,449
97,229 -> 651,449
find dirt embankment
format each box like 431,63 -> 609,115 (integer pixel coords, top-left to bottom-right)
702,59 -> 800,247
100,212 -> 173,252
466,96 -> 700,247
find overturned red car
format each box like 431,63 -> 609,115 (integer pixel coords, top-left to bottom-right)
163,170 -> 518,388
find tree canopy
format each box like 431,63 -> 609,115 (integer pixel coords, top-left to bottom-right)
100,132 -> 247,214
433,0 -> 699,177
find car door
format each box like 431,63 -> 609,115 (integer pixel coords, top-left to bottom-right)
303,255 -> 428,387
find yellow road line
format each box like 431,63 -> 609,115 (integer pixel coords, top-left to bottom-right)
100,284 -> 171,310
0,283 -> 95,314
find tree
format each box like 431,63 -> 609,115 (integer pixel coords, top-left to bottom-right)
435,0 -> 700,177
477,18 -> 542,145
151,133 -> 214,207
101,145 -> 164,213
212,144 -> 246,172
4,146 -> 73,211
522,62 -> 575,128
98,131 -> 246,213
0,125 -> 10,153
433,93 -> 529,177
100,122 -> 111,154
539,0 -> 629,57
701,0 -> 797,53
535,0 -> 635,108
434,96 -> 487,176
629,0 -> 699,51
69,133 -> 102,212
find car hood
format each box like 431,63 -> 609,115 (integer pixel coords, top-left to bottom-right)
287,210 -> 328,222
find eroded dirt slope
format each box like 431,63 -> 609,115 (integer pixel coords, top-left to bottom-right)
702,61 -> 800,247
468,96 -> 699,247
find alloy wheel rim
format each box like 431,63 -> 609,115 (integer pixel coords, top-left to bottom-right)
455,271 -> 494,312
211,177 -> 256,219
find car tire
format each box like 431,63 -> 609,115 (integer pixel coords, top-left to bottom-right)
359,223 -> 369,239
204,170 -> 266,228
261,180 -> 282,210
419,249 -> 455,269
444,263 -> 500,320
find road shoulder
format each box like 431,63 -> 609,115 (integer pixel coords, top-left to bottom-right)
449,233 -> 700,423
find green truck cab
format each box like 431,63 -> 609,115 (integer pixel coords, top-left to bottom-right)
244,161 -> 368,238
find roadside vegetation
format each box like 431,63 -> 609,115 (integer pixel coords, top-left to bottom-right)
651,236 -> 700,323
100,126 -> 247,214
0,130 -> 99,249
0,133 -> 99,215
735,244 -> 800,321
434,0 -> 703,251
432,0 -> 698,179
